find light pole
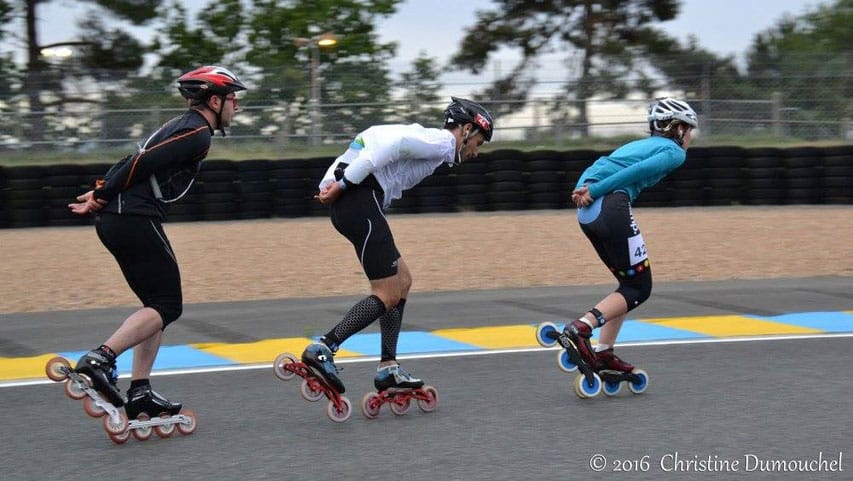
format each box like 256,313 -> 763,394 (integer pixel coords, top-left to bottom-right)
294,32 -> 338,145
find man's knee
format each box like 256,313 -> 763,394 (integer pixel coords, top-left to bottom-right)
399,270 -> 412,295
151,302 -> 182,328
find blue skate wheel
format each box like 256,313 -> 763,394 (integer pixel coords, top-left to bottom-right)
573,372 -> 602,399
557,349 -> 578,373
535,322 -> 560,348
602,379 -> 622,396
628,369 -> 649,394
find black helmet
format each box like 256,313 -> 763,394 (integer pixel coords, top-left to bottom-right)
177,65 -> 246,103
444,96 -> 494,141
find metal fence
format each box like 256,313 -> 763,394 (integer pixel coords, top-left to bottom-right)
1,71 -> 851,153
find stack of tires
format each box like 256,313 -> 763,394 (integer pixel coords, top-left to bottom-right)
820,145 -> 853,204
194,160 -> 240,222
486,150 -> 528,211
743,147 -> 785,205
1,164 -> 102,228
270,158 -> 312,218
452,156 -> 490,212
235,159 -> 275,220
524,150 -> 568,210
782,147 -> 823,204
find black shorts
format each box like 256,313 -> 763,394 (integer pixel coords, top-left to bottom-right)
329,180 -> 400,280
95,213 -> 182,327
577,191 -> 649,276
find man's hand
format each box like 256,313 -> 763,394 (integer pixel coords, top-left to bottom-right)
314,181 -> 344,205
68,190 -> 107,215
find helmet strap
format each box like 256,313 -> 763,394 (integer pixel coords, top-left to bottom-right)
455,129 -> 471,165
214,94 -> 227,136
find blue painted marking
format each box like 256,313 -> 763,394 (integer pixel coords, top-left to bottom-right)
341,332 -> 480,356
59,346 -> 235,375
591,320 -> 706,343
758,311 -> 853,333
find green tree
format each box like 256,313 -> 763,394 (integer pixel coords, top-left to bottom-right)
449,0 -> 681,136
241,0 -> 401,143
745,0 -> 852,139
10,0 -> 161,147
396,52 -> 444,125
641,32 -> 756,136
151,0 -> 403,145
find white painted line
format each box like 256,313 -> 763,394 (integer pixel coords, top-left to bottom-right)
3,332 -> 852,389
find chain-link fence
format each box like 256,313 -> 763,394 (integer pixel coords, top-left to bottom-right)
1,69 -> 850,154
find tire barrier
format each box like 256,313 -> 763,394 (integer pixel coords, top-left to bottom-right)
2,146 -> 850,228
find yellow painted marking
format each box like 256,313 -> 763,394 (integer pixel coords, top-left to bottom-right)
648,315 -> 822,337
0,354 -> 61,381
433,325 -> 541,349
194,337 -> 360,363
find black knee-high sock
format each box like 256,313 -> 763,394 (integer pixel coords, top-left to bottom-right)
323,295 -> 387,350
379,299 -> 406,362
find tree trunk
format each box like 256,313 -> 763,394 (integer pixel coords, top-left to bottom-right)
23,0 -> 46,148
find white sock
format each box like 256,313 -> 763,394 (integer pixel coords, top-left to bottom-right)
594,343 -> 611,352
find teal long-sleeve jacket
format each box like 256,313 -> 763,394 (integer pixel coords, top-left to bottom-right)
575,135 -> 686,204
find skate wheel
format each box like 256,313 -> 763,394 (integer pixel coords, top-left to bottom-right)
176,409 -> 198,435
417,386 -> 439,413
64,377 -> 89,400
327,396 -> 352,423
273,353 -> 298,381
389,396 -> 411,416
102,410 -> 129,436
535,322 -> 560,348
300,379 -> 325,402
628,369 -> 649,394
83,396 -> 106,418
131,414 -> 153,441
602,379 -> 622,397
154,413 -> 176,438
557,349 -> 578,373
109,430 -> 131,445
573,372 -> 602,399
361,392 -> 382,419
45,357 -> 70,382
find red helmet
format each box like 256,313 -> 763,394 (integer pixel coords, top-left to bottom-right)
177,66 -> 246,101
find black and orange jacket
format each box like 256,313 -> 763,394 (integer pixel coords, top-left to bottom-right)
93,109 -> 213,219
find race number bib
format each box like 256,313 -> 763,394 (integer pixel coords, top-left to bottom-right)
628,233 -> 647,265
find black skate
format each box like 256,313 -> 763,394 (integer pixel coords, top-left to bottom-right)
373,363 -> 424,391
46,356 -> 197,444
125,385 -> 183,419
301,342 -> 346,393
74,350 -> 125,407
361,364 -> 438,420
273,346 -> 353,423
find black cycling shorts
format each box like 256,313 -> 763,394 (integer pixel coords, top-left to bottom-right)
95,213 -> 183,327
577,191 -> 649,276
329,181 -> 400,280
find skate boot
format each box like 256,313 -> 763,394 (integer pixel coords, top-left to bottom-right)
563,319 -> 597,366
301,342 -> 345,393
374,363 -> 424,392
595,348 -> 635,373
594,348 -> 649,396
125,385 -> 182,420
75,349 -> 125,407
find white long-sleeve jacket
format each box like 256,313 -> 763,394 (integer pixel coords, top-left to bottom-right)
319,123 -> 457,208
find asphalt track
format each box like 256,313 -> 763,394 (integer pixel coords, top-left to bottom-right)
1,276 -> 851,481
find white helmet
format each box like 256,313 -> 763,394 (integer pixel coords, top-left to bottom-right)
648,97 -> 698,132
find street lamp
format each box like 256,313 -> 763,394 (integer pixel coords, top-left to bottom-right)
294,32 -> 338,145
